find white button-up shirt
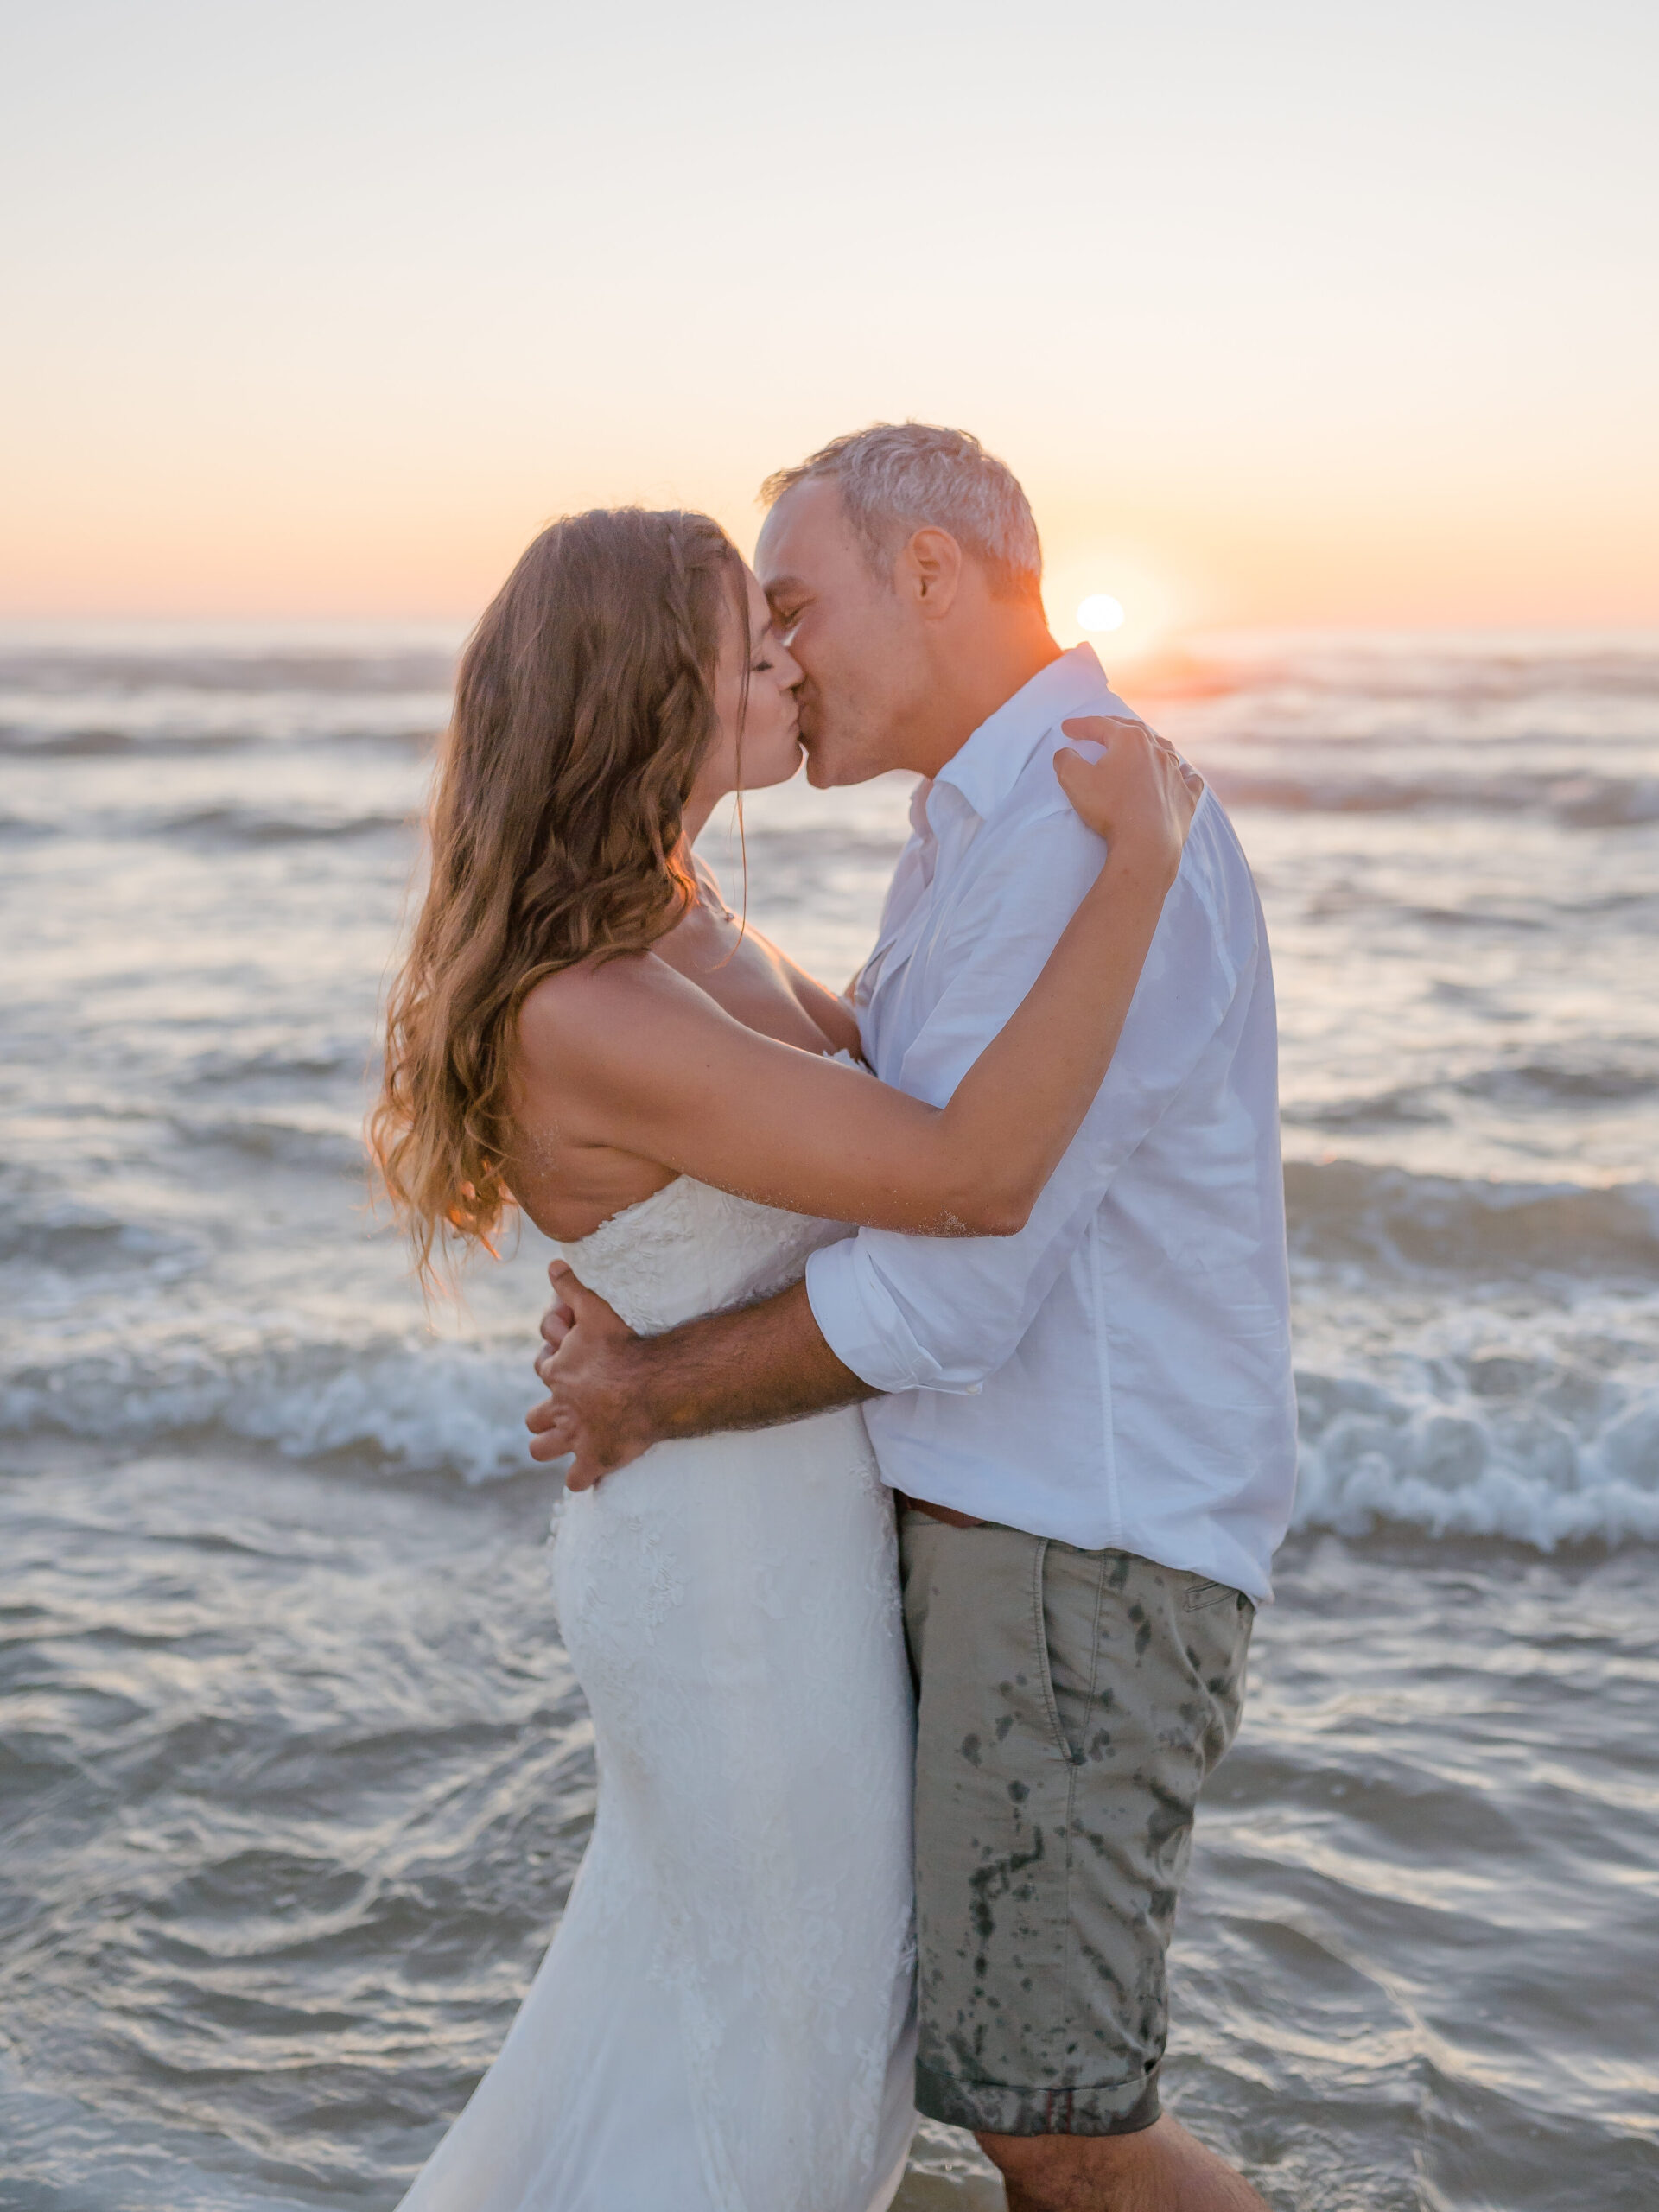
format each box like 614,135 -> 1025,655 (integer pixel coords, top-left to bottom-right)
804,645 -> 1297,1601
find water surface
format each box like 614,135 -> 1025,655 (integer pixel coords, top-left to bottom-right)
2,627 -> 1656,2206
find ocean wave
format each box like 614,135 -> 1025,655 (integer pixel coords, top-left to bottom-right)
1208,766 -> 1659,827
0,1337 -> 543,1486
1292,1351 -> 1659,1548
3,1321 -> 1656,1552
0,724 -> 175,756
155,804 -> 411,847
1286,1055 -> 1659,1134
183,1037 -> 372,1088
1128,638 -> 1659,709
0,798 -> 419,844
1284,1089 -> 1450,1132
0,718 -> 440,757
162,1111 -> 367,1171
0,645 -> 458,696
0,1183 -> 200,1273
1285,1161 -> 1659,1278
1456,1058 -> 1659,1107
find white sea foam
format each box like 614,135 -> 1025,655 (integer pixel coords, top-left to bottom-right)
1292,1364 -> 1659,1547
5,1301 -> 1656,1548
0,1335 -> 544,1486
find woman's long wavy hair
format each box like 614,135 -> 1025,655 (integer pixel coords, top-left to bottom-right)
370,507 -> 747,1289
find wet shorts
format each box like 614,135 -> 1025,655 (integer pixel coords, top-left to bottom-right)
899,1512 -> 1253,2137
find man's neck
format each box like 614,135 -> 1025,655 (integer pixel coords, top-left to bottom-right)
904,610 -> 1065,780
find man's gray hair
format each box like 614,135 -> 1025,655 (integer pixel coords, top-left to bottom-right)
760,422 -> 1042,602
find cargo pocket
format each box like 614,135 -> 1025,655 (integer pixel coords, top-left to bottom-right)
1036,1541 -> 1113,1766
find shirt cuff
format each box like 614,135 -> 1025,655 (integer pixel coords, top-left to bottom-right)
804,1236 -> 983,1397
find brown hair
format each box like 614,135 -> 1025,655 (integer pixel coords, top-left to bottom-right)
370,506 -> 747,1287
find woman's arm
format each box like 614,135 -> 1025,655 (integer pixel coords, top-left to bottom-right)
517,718 -> 1192,1238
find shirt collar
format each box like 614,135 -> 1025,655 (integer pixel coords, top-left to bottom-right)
932,643 -> 1116,825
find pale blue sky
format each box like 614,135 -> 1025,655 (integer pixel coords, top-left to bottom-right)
4,1 -> 1656,626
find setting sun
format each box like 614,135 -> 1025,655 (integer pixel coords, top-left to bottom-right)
1077,594 -> 1125,632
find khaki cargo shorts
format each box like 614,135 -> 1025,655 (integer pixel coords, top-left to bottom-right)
899,1511 -> 1253,2137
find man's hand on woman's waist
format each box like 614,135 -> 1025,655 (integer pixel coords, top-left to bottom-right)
526,1266 -> 874,1491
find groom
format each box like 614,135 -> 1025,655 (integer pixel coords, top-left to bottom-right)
527,423 -> 1295,2212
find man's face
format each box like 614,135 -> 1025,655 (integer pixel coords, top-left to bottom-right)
753,477 -> 929,788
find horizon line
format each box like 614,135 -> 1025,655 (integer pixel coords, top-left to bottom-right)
3,614 -> 1658,649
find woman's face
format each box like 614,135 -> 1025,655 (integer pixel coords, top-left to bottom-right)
692,563 -> 804,810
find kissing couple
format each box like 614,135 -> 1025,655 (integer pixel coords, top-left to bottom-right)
373,423 -> 1296,2212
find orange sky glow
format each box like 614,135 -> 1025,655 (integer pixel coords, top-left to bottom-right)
3,3 -> 1656,642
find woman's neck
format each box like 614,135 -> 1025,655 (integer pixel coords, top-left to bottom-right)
679,788 -> 721,850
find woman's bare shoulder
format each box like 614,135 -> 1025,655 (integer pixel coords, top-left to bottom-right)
517,951 -> 726,1083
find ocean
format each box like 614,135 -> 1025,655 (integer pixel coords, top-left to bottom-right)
1,626 -> 1655,2209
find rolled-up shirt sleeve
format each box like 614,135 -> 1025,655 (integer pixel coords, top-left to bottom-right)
805,797 -> 1245,1395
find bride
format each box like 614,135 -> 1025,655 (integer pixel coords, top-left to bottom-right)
371,506 -> 1193,2212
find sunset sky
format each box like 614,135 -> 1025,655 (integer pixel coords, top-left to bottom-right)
4,1 -> 1656,645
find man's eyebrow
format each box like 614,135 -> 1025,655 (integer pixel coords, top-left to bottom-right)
763,574 -> 811,604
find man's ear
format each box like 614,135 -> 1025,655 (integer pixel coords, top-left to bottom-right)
896,527 -> 964,620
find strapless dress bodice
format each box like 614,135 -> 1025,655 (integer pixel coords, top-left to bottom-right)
550,1175 -> 850,1336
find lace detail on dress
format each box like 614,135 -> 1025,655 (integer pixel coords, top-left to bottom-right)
394,1155 -> 916,2212
548,1168 -> 853,1338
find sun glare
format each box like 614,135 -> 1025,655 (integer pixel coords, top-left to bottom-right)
1077,594 -> 1126,632
1046,555 -> 1184,659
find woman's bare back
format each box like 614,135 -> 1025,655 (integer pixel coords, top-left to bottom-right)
509,863 -> 861,1243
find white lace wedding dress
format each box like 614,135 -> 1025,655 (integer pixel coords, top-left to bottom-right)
397,1175 -> 918,2212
